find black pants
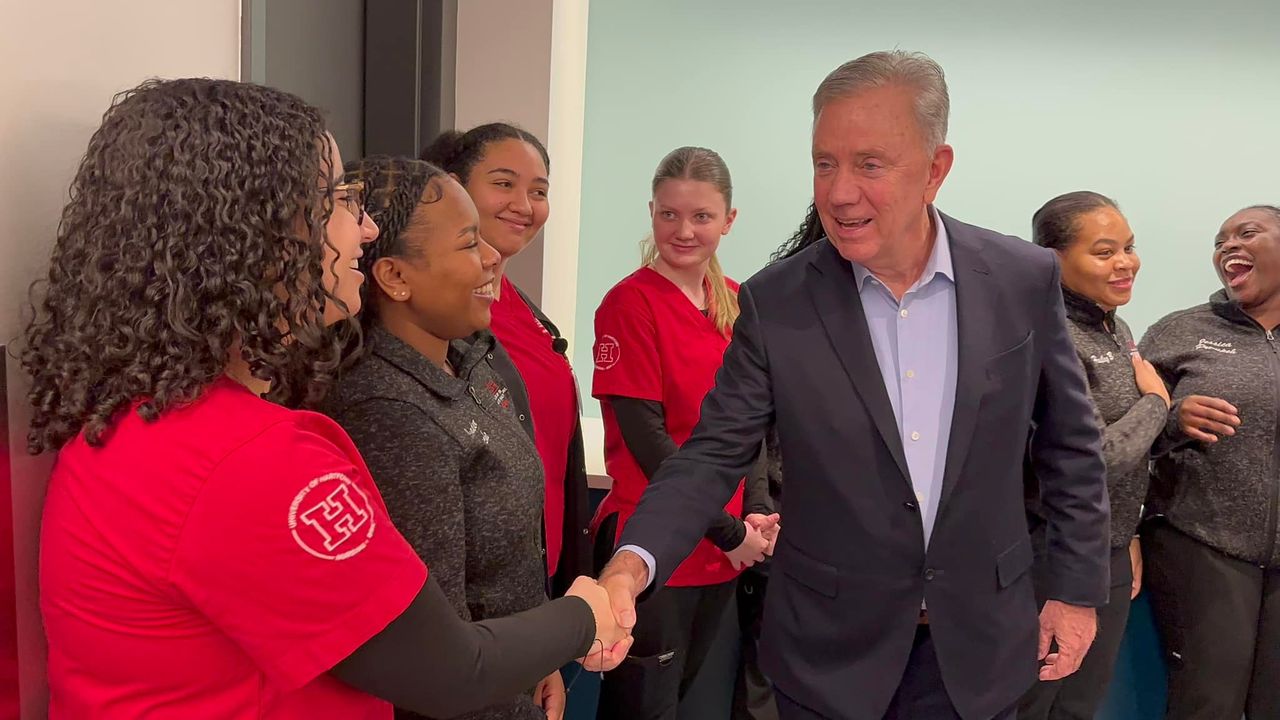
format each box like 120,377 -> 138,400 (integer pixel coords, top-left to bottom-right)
1018,545 -> 1133,720
776,625 -> 1016,720
734,567 -> 778,720
598,581 -> 737,720
1143,520 -> 1280,719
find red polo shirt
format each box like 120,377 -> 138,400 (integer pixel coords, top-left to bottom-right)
40,378 -> 427,719
592,267 -> 745,588
488,276 -> 578,576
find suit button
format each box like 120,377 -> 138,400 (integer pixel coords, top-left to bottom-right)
924,568 -> 936,581
903,501 -> 918,512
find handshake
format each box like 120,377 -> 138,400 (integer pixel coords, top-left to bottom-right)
565,512 -> 781,672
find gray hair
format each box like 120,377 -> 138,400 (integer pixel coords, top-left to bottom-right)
812,50 -> 950,151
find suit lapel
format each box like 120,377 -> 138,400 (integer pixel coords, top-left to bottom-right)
806,241 -> 911,485
938,215 -> 995,512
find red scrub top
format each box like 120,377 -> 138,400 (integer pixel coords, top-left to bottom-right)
591,267 -> 745,588
40,378 -> 427,719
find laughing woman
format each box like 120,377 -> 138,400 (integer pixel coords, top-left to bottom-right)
1139,204 -> 1280,720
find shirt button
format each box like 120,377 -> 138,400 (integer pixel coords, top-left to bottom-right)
911,431 -> 921,441
905,370 -> 915,379
900,308 -> 909,318
924,568 -> 936,581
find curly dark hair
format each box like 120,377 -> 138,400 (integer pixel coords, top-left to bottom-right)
770,202 -> 826,264
419,122 -> 549,183
22,78 -> 357,454
341,155 -> 447,334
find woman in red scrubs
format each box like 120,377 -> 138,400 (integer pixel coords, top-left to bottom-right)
26,79 -> 625,720
592,146 -> 774,719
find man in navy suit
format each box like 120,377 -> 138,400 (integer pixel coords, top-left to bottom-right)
597,50 -> 1110,719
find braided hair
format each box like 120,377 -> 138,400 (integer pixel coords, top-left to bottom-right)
341,156 -> 448,333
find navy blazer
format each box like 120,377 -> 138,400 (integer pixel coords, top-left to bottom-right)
618,212 -> 1109,720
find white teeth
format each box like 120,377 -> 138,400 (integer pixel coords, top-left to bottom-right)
1224,258 -> 1254,272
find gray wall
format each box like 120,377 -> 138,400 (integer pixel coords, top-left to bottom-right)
249,0 -> 367,158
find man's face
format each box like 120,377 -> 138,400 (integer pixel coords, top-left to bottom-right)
811,84 -> 953,271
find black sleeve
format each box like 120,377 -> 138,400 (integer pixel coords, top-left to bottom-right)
331,574 -> 595,718
743,441 -> 773,516
607,396 -> 747,552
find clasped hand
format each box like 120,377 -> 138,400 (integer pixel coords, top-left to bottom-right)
565,576 -> 634,671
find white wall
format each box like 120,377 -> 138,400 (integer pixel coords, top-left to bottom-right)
0,1 -> 241,714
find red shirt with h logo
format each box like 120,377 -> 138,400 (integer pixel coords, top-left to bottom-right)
591,267 -> 745,587
40,378 -> 427,719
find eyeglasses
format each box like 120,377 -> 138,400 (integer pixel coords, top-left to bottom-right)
332,180 -> 366,225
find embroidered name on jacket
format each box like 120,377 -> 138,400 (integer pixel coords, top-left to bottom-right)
1195,338 -> 1238,354
1090,351 -> 1117,364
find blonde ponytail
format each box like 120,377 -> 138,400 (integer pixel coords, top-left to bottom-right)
705,255 -> 740,337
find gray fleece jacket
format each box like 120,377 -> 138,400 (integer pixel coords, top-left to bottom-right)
322,327 -> 548,720
1140,290 -> 1280,567
1061,287 -> 1167,548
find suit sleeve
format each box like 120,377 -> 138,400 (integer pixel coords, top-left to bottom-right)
1029,257 -> 1111,607
618,282 -> 775,587
607,396 -> 748,551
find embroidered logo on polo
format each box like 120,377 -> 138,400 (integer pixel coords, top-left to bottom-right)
485,379 -> 512,411
1090,351 -> 1117,365
289,472 -> 375,560
595,335 -> 621,370
1195,338 -> 1237,354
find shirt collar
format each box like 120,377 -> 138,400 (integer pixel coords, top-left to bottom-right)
369,326 -> 494,400
1061,284 -> 1114,328
850,206 -> 954,292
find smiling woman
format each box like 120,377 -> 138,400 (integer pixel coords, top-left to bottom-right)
320,155 -> 591,720
1021,191 -> 1169,720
